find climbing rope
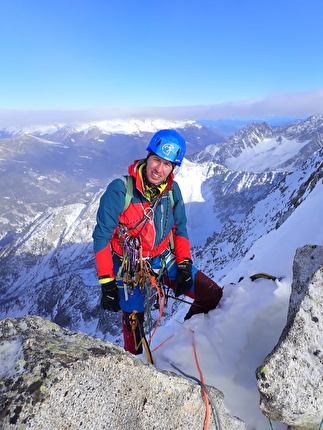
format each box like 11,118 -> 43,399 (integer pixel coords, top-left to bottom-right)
117,236 -> 222,429
151,334 -> 174,353
143,261 -> 167,344
165,293 -> 209,310
318,418 -> 323,430
268,418 -> 275,429
190,329 -> 211,430
152,329 -> 223,430
170,361 -> 223,430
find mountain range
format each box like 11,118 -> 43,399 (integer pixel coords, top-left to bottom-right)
0,120 -> 224,243
1,114 -> 323,341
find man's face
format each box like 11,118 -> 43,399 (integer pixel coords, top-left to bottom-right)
145,154 -> 174,185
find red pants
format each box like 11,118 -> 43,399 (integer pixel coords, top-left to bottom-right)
122,270 -> 223,354
122,311 -> 144,355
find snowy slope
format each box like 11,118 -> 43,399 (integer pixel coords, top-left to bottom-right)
191,114 -> 323,172
226,135 -> 308,171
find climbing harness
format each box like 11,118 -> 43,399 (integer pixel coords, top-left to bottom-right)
115,174 -> 177,353
124,258 -> 170,363
116,175 -> 174,301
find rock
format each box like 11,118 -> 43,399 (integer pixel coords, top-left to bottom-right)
256,244 -> 323,430
0,315 -> 245,430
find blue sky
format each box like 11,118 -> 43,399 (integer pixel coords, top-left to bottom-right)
1,0 -> 323,121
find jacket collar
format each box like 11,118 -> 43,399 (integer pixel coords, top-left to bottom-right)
128,159 -> 174,198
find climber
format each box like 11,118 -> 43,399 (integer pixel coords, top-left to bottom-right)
93,129 -> 223,355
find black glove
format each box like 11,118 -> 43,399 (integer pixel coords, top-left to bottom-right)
175,259 -> 193,297
101,279 -> 121,312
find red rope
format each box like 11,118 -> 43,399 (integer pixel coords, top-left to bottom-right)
147,276 -> 166,343
151,327 -> 211,430
151,334 -> 174,353
143,261 -> 166,344
191,329 -> 210,430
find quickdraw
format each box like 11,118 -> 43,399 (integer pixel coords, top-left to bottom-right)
116,194 -> 164,298
126,260 -> 168,363
115,188 -> 176,362
142,261 -> 167,344
129,310 -> 154,364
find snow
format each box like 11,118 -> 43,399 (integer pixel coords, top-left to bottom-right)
176,159 -> 222,245
0,338 -> 24,379
3,118 -> 197,137
226,137 -> 309,172
136,180 -> 323,430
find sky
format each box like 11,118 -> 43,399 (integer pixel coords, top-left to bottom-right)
1,0 -> 323,124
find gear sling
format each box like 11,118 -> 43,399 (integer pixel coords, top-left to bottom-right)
116,175 -> 175,361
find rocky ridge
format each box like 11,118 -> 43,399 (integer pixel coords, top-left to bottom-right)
256,245 -> 323,430
0,315 -> 245,430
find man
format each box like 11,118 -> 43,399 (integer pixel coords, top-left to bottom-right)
93,129 -> 222,354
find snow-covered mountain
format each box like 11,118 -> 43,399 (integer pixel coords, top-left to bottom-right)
1,114 -> 323,429
0,119 -> 224,241
1,114 -> 322,325
191,113 -> 323,171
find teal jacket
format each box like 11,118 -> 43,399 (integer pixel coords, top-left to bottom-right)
93,159 -> 191,279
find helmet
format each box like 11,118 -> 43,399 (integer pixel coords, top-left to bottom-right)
146,129 -> 186,166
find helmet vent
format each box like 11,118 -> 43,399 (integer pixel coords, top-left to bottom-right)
145,129 -> 186,166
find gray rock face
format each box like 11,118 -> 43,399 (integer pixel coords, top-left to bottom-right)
256,244 -> 323,430
0,315 -> 245,430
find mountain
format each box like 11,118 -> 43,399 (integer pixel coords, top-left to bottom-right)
1,114 -> 323,322
197,115 -> 306,138
190,114 -> 323,170
187,147 -> 323,280
1,114 -> 323,429
0,120 -> 223,241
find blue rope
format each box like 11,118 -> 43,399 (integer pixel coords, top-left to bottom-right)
268,418 -> 275,429
268,416 -> 323,430
169,361 -> 223,430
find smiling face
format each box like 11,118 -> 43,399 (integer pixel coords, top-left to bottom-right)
145,154 -> 174,185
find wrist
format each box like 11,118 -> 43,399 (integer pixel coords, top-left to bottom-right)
179,258 -> 192,264
98,276 -> 115,285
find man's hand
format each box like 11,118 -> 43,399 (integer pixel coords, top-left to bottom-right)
175,259 -> 193,297
101,279 -> 121,311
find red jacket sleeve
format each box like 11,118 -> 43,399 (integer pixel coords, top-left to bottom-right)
94,245 -> 115,279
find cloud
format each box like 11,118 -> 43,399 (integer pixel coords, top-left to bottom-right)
1,89 -> 322,128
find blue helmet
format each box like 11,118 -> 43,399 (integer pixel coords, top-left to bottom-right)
146,129 -> 186,166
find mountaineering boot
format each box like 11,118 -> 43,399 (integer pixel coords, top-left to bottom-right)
184,309 -> 193,321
